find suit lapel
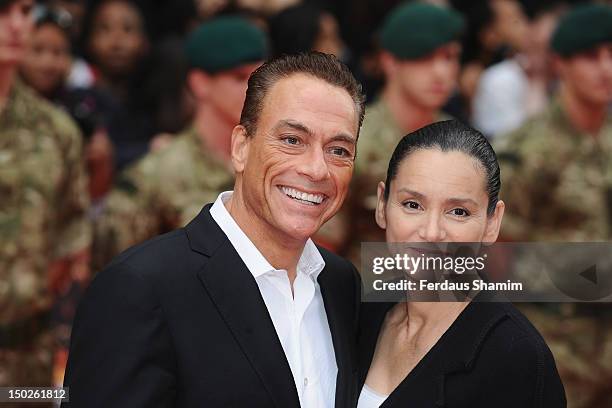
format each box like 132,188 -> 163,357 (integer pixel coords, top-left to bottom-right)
318,267 -> 354,408
187,207 -> 300,408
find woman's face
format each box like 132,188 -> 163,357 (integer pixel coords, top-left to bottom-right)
89,0 -> 148,77
376,148 -> 504,244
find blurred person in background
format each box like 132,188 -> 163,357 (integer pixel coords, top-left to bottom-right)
268,2 -> 346,59
80,0 -> 157,171
473,0 -> 566,137
496,4 -> 612,407
448,0 -> 529,121
19,5 -> 114,203
0,0 -> 91,396
93,16 -> 267,270
333,2 -> 464,258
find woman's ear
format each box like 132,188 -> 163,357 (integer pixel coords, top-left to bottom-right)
375,181 -> 388,230
483,200 -> 505,243
231,125 -> 250,173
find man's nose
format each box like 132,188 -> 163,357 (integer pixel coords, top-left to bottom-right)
296,147 -> 331,181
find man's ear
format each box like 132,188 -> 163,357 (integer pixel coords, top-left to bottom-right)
375,181 -> 387,230
187,69 -> 211,100
483,200 -> 505,243
231,125 -> 250,173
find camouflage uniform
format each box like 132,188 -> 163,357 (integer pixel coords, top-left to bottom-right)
94,126 -> 234,268
495,99 -> 612,408
328,98 -> 449,261
0,80 -> 90,393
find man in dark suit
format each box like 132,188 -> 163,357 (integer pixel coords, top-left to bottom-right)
63,51 -> 366,407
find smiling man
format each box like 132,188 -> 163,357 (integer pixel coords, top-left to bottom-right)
63,52 -> 365,408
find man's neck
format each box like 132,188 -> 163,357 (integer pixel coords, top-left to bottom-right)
225,188 -> 305,284
194,105 -> 234,165
560,84 -> 607,136
0,66 -> 16,112
382,85 -> 437,134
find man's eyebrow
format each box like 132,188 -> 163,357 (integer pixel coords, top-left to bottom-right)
273,120 -> 356,145
272,119 -> 312,135
330,134 -> 356,145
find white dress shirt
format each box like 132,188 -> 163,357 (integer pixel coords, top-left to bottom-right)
357,384 -> 389,408
210,191 -> 338,408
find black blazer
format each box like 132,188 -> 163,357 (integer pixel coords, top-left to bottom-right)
357,294 -> 566,408
63,204 -> 361,408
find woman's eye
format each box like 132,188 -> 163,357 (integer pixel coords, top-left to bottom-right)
403,201 -> 420,210
450,208 -> 469,217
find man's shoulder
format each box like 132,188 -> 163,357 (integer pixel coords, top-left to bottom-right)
99,228 -> 198,285
317,245 -> 359,282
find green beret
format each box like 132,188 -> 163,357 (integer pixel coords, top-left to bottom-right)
185,16 -> 268,73
380,2 -> 465,59
551,4 -> 612,57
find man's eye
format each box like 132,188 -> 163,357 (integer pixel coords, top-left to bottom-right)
282,136 -> 300,145
450,208 -> 469,217
330,147 -> 351,157
403,201 -> 421,210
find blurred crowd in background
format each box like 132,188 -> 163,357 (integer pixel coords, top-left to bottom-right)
1,0 -> 611,406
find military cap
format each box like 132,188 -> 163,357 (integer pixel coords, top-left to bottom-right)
551,4 -> 612,57
380,2 -> 465,59
185,16 -> 268,73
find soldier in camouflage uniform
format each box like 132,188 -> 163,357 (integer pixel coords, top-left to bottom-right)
0,0 -> 91,400
323,3 -> 464,258
495,5 -> 612,407
94,17 -> 268,268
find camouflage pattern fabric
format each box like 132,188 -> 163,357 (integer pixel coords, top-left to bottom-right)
94,126 -> 234,269
495,98 -> 612,241
0,80 -> 90,390
495,98 -> 612,408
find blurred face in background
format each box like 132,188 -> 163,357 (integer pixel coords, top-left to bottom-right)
383,42 -> 461,112
558,43 -> 612,108
479,0 -> 529,54
0,0 -> 34,67
190,62 -> 262,125
20,22 -> 71,96
89,0 -> 148,77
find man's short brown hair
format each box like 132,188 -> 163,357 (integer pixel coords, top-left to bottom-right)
239,52 -> 365,138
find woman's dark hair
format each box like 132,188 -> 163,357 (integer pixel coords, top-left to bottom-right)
384,120 -> 501,216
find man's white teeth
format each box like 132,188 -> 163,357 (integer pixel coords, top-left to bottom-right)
280,186 -> 325,204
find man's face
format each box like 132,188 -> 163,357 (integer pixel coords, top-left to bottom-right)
89,0 -> 147,77
559,43 -> 612,107
0,0 -> 34,67
206,62 -> 261,125
20,23 -> 71,96
389,42 -> 460,112
236,74 -> 358,244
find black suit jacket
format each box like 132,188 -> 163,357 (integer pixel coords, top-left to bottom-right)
63,205 -> 360,408
357,293 -> 566,408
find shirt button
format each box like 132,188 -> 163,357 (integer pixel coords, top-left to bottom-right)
304,377 -> 308,387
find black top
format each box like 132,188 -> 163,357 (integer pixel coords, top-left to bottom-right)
357,294 -> 566,408
63,204 -> 361,408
